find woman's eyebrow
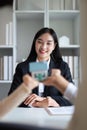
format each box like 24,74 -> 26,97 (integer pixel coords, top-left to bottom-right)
37,38 -> 43,41
37,38 -> 53,42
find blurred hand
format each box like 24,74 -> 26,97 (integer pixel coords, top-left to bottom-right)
24,94 -> 45,106
32,96 -> 60,107
42,69 -> 69,94
42,69 -> 61,86
23,74 -> 39,90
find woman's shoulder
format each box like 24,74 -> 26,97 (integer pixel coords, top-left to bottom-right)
16,60 -> 29,70
60,60 -> 69,67
60,60 -> 70,71
50,58 -> 69,72
53,58 -> 69,68
17,60 -> 27,66
14,60 -> 30,75
16,59 -> 36,72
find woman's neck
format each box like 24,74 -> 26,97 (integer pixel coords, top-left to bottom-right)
36,57 -> 50,62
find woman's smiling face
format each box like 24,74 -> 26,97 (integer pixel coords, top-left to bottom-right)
35,33 -> 55,61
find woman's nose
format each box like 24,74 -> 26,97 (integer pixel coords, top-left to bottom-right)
41,43 -> 47,49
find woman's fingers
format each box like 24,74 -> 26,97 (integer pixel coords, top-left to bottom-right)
32,97 -> 60,107
24,94 -> 45,105
32,99 -> 48,107
24,94 -> 37,105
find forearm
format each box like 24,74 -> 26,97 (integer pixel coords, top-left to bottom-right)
52,75 -> 69,94
0,83 -> 31,119
54,77 -> 78,104
64,83 -> 78,104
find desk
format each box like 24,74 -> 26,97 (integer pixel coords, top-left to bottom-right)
0,108 -> 73,129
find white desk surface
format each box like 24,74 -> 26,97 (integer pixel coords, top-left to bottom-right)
0,107 -> 73,129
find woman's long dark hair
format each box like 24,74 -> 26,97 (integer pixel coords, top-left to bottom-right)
27,27 -> 62,63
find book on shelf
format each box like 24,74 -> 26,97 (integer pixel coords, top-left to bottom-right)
6,23 -> 9,45
3,56 -> 9,80
61,0 -> 65,10
68,56 -> 74,79
17,0 -> 45,10
9,22 -> 13,45
64,0 -> 78,10
8,56 -> 13,80
5,21 -> 13,45
62,56 -> 69,66
0,57 -> 3,80
63,55 -> 74,78
51,0 -> 59,10
76,0 -> 79,10
73,56 -> 79,79
65,0 -> 72,10
0,56 -> 13,80
52,0 -> 65,10
73,0 -> 76,10
62,55 -> 79,81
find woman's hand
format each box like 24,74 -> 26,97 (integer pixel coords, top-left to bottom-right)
24,94 -> 45,106
32,96 -> 60,107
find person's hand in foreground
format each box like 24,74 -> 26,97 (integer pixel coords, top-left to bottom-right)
42,69 -> 69,94
42,69 -> 77,104
0,74 -> 39,118
23,74 -> 39,91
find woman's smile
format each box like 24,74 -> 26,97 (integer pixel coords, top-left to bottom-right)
39,49 -> 47,54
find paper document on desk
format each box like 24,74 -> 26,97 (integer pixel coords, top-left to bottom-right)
45,106 -> 75,115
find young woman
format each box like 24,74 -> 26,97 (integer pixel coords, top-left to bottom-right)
8,27 -> 73,107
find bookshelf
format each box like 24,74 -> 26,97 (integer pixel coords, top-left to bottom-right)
0,6 -> 14,83
0,0 -> 80,97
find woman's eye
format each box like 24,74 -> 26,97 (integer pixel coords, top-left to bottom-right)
37,41 -> 42,44
47,42 -> 51,45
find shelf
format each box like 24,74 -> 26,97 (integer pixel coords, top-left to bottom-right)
0,45 -> 14,54
49,10 -> 80,19
14,10 -> 80,20
0,45 -> 14,49
0,80 -> 12,83
15,11 -> 45,20
15,10 -> 45,13
0,48 -> 13,56
60,44 -> 80,48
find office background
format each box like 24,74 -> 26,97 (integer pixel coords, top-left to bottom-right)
0,0 -> 80,99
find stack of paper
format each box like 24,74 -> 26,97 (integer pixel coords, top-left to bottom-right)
45,106 -> 75,115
